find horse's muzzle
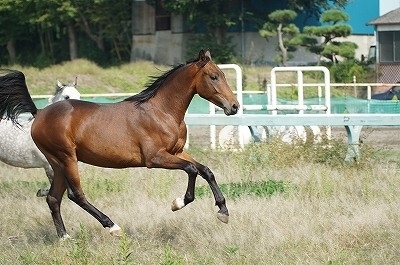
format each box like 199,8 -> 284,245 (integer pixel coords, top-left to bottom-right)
224,103 -> 239,116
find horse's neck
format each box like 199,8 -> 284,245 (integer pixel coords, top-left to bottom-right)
152,77 -> 195,122
157,88 -> 195,119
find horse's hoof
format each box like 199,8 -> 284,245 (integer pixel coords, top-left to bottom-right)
109,224 -> 122,237
217,213 -> 229,224
36,188 -> 49,197
171,195 -> 185,211
60,234 -> 71,241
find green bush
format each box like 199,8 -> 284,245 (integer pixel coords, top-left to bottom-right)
328,60 -> 373,83
185,34 -> 237,64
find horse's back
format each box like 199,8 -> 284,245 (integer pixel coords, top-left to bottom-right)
34,99 -> 130,133
31,99 -> 146,167
32,99 -> 102,143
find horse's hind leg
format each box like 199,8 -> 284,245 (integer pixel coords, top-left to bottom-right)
46,170 -> 69,239
62,160 -> 122,237
36,165 -> 53,197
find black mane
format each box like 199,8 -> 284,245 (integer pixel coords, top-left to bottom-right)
124,55 -> 200,105
124,64 -> 185,105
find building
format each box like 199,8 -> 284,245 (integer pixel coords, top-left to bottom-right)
367,7 -> 400,83
130,0 -> 389,68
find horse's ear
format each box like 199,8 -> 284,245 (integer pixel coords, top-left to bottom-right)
56,81 -> 63,91
197,49 -> 210,67
205,50 -> 212,61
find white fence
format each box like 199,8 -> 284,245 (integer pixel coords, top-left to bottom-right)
184,65 -> 400,161
31,65 -> 400,161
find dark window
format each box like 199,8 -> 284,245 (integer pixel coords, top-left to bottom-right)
155,0 -> 171,31
379,31 -> 400,63
395,32 -> 400,61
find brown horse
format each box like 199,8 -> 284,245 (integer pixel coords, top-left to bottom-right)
0,50 -> 239,239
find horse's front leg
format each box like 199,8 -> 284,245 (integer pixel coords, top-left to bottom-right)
155,151 -> 229,224
170,162 -> 197,211
191,161 -> 229,223
177,151 -> 228,223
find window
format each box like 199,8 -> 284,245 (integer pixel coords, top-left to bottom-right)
379,31 -> 400,63
155,0 -> 171,31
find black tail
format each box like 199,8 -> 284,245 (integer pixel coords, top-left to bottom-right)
0,69 -> 37,125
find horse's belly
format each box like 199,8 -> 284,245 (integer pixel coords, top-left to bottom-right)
76,144 -> 144,168
0,141 -> 47,168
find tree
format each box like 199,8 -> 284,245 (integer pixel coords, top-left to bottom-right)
32,0 -> 78,61
296,9 -> 357,64
73,0 -> 131,62
162,0 -> 240,63
0,0 -> 33,64
162,0 -> 350,63
163,0 -> 240,45
288,0 -> 349,19
259,10 -> 300,66
0,0 -> 352,66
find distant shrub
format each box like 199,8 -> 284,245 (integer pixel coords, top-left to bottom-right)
185,34 -> 237,64
328,60 -> 373,83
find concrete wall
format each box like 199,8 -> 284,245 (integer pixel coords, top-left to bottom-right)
131,31 -> 187,65
335,35 -> 376,61
131,30 -> 374,66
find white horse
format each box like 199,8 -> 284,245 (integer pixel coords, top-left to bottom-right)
0,78 -> 80,196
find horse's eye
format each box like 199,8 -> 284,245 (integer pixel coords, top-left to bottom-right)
211,75 -> 218,81
64,95 -> 70,100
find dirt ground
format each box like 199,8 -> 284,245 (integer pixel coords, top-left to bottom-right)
337,126 -> 400,152
187,125 -> 400,152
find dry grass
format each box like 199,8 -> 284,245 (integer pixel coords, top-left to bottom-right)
0,141 -> 399,264
9,59 -> 340,101
10,59 -> 170,95
1,60 -> 399,264
8,59 -> 281,95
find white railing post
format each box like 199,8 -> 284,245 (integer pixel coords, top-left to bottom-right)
215,64 -> 244,149
270,66 -> 331,137
297,70 -> 304,115
209,102 -> 216,149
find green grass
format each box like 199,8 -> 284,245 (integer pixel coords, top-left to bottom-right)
195,179 -> 291,200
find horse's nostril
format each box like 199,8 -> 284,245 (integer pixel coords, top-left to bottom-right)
231,104 -> 239,114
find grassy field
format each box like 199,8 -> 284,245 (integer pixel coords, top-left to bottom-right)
0,60 -> 399,264
0,137 -> 399,264
7,58 -> 333,97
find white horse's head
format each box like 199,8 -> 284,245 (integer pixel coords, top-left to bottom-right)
49,77 -> 81,104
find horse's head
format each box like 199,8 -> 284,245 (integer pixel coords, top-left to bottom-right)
49,77 -> 81,103
193,50 -> 239,116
